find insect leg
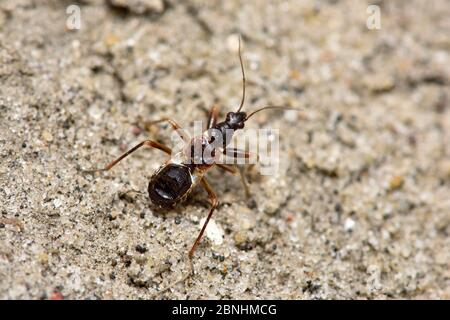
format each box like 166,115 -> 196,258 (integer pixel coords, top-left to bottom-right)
83,140 -> 171,173
206,105 -> 220,129
223,147 -> 253,160
216,163 -> 238,174
188,177 -> 219,259
236,165 -> 251,199
145,118 -> 190,142
216,164 -> 251,199
157,178 -> 219,292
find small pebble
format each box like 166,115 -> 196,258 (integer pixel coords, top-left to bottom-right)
439,160 -> 450,179
234,232 -> 246,246
389,175 -> 404,190
135,244 -> 147,253
37,252 -> 49,265
108,0 -> 165,15
42,130 -> 53,142
227,33 -> 240,53
132,126 -> 142,136
199,218 -> 224,246
120,143 -> 128,152
284,109 -> 298,123
105,34 -> 119,47
364,73 -> 395,93
53,198 -> 62,209
108,211 -> 119,221
344,218 -> 356,232
50,292 -> 63,300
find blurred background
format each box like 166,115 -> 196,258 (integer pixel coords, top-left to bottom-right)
0,0 -> 449,299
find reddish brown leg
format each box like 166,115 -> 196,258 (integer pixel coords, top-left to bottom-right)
145,118 -> 190,142
188,177 -> 219,259
216,163 -> 237,175
156,177 -> 218,294
217,164 -> 251,199
206,105 -> 220,129
236,166 -> 251,199
83,140 -> 171,173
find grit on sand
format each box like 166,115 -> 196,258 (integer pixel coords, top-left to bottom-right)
0,0 -> 449,299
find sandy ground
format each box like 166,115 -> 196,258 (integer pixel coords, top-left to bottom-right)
0,0 -> 449,299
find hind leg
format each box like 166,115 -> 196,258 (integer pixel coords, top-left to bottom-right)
189,177 -> 219,259
216,164 -> 251,199
154,178 -> 219,296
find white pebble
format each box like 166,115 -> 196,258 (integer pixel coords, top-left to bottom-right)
53,198 -> 62,209
88,104 -> 104,120
284,109 -> 298,122
227,34 -> 240,53
344,217 -> 356,232
199,218 -> 224,246
42,130 -> 53,142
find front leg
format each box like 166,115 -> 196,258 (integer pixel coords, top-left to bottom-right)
144,118 -> 190,142
206,105 -> 220,129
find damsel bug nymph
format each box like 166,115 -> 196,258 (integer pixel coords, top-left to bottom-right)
147,110 -> 250,208
83,37 -> 293,264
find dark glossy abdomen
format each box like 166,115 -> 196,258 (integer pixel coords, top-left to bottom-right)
148,164 -> 192,207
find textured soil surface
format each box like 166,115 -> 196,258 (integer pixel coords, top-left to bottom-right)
1,0 -> 449,299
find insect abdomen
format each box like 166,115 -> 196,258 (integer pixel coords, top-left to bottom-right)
148,164 -> 193,207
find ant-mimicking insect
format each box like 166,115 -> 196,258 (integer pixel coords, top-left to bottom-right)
83,36 -> 294,290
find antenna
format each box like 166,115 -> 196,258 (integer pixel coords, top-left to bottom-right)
236,35 -> 246,113
245,106 -> 297,121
